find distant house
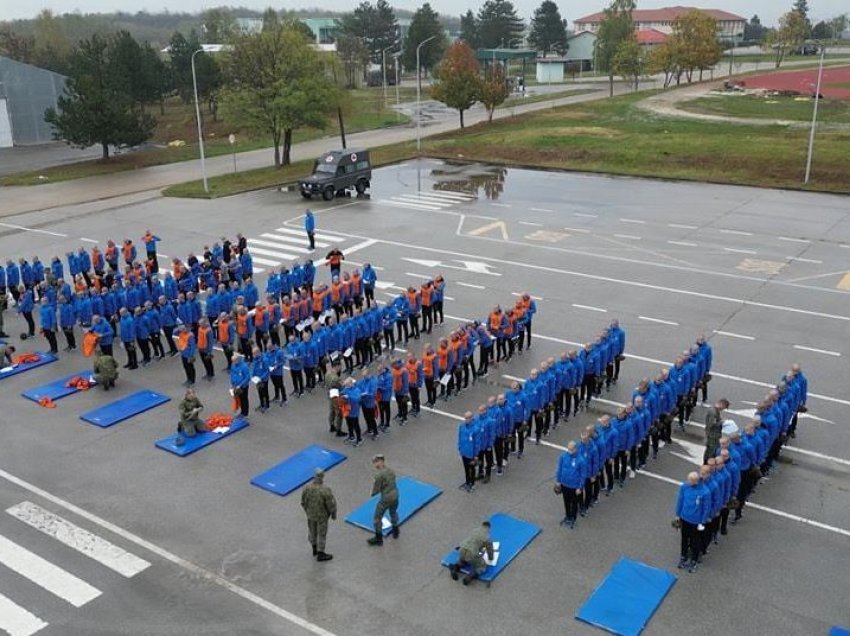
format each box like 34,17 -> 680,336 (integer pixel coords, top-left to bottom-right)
635,28 -> 668,48
564,31 -> 597,69
0,56 -> 66,147
574,6 -> 746,42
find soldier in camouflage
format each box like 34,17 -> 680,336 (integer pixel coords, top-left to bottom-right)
449,520 -> 494,586
367,454 -> 399,546
325,359 -> 343,435
301,468 -> 337,562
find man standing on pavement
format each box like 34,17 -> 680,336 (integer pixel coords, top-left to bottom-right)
704,398 -> 729,463
305,210 -> 316,251
325,246 -> 345,280
230,353 -> 251,417
555,441 -> 587,529
301,468 -> 336,562
325,359 -> 343,435
449,520 -> 494,586
368,454 -> 400,546
674,471 -> 710,573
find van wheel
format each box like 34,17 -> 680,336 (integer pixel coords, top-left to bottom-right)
355,179 -> 368,195
322,186 -> 335,201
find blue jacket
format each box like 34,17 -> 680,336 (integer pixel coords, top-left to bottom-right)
556,452 -> 587,489
457,423 -> 477,459
302,339 -> 319,367
39,304 -> 57,330
359,376 -> 377,408
675,482 -> 711,525
18,290 -> 34,313
59,303 -> 76,329
478,412 -> 496,450
362,265 -> 377,287
341,386 -> 362,418
376,369 -> 393,401
610,326 -> 626,357
305,211 -> 316,233
251,357 -> 270,381
230,360 -> 251,389
92,319 -> 114,346
119,314 -> 136,343
179,332 -> 196,359
285,341 -> 304,371
578,438 -> 599,477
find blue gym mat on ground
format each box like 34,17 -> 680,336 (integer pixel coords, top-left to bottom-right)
441,512 -> 541,583
251,444 -> 347,496
155,418 -> 250,456
21,371 -> 93,402
0,353 -> 57,380
575,557 -> 677,636
345,476 -> 441,535
79,390 -> 170,427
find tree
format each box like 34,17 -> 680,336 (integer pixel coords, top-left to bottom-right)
792,0 -> 812,38
338,1 -> 399,65
595,0 -> 636,97
479,63 -> 510,121
402,4 -> 447,73
31,9 -> 72,73
45,33 -> 155,160
219,25 -> 339,167
201,7 -> 239,44
763,10 -> 809,68
477,0 -> 525,49
430,41 -> 480,128
811,21 -> 829,40
459,10 -> 480,49
744,15 -> 768,42
528,0 -> 568,56
336,34 -> 370,88
287,19 -> 316,43
612,37 -> 642,90
647,39 -> 682,88
828,14 -> 848,40
672,10 -> 722,82
262,8 -> 280,32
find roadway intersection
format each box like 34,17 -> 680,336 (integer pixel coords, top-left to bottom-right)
1,161 -> 849,635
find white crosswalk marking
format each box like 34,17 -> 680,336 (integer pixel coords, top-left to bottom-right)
377,199 -> 442,211
379,190 -> 477,212
248,238 -> 311,255
260,233 -> 326,249
7,502 -> 151,578
273,227 -> 346,243
0,533 -> 101,607
0,593 -> 47,636
244,246 -> 300,261
422,191 -> 476,201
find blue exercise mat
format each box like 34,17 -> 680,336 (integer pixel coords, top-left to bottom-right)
830,628 -> 850,636
441,513 -> 541,583
155,418 -> 250,457
345,476 -> 442,535
22,371 -> 94,402
79,390 -> 171,427
251,444 -> 347,496
0,352 -> 57,380
575,557 -> 677,636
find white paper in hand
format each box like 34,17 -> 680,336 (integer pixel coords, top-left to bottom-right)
343,347 -> 353,358
439,374 -> 451,387
251,376 -> 261,385
229,388 -> 235,397
381,515 -> 392,531
329,388 -> 340,398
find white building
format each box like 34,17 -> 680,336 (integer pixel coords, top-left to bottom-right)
574,6 -> 746,42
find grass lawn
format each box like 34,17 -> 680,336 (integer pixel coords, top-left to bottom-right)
500,88 -> 600,108
418,91 -> 850,194
0,88 -> 409,187
679,93 -> 850,123
162,141 -> 417,199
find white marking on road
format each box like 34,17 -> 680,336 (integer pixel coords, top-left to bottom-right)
394,195 -> 450,209
0,593 -> 47,636
614,234 -> 641,240
374,281 -> 397,290
444,295 -> 455,301
0,469 -> 339,636
262,233 -> 328,249
405,272 -> 432,280
250,257 -> 281,267
574,212 -> 598,218
0,533 -> 101,607
418,191 -> 476,202
724,247 -> 757,255
0,223 -> 67,237
786,256 -> 822,264
793,345 -> 841,357
668,223 -> 698,230
619,218 -> 645,224
243,246 -> 299,261
274,227 -> 345,243
519,221 -> 543,227
511,292 -> 543,301
344,238 -> 378,256
719,229 -> 753,236
457,281 -> 486,290
249,238 -> 311,254
784,270 -> 849,283
638,315 -> 679,326
530,207 -> 553,213
378,199 -> 441,211
563,227 -> 590,234
572,304 -> 607,313
79,237 -> 99,244
344,260 -> 383,271
784,445 -> 850,466
778,236 -> 811,244
7,501 -> 150,577
491,203 -> 511,208
713,330 -> 755,341
667,240 -> 697,247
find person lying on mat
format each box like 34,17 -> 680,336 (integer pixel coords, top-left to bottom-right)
449,520 -> 494,586
175,389 -> 205,446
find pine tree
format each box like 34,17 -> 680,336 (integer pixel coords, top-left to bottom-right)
477,0 -> 525,49
402,4 -> 447,72
459,10 -> 480,49
528,0 -> 568,56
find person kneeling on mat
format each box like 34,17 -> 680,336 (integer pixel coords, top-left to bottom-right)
175,389 -> 204,447
92,351 -> 118,391
450,520 -> 493,586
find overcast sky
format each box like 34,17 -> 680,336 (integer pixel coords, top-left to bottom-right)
5,1 -> 848,28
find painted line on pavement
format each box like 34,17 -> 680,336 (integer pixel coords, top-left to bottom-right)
619,218 -> 645,224
785,256 -> 822,264
724,247 -> 757,255
713,330 -> 755,341
0,223 -> 67,237
574,213 -> 598,218
614,234 -> 641,240
519,221 -> 543,227
530,207 -> 553,213
0,468 -> 338,636
793,345 -> 841,357
638,316 -> 679,327
668,240 -> 697,247
778,237 -> 810,244
7,501 -> 151,578
345,260 -> 384,271
0,533 -> 101,607
79,237 -> 98,244
563,227 -> 591,234
668,223 -> 698,230
457,282 -> 486,290
511,292 -> 544,301
0,593 -> 47,636
719,229 -> 753,236
405,272 -> 432,280
572,304 -> 607,313
491,203 -> 511,208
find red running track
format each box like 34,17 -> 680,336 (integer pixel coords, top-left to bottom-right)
743,65 -> 850,99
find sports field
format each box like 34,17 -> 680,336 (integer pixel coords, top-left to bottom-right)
743,65 -> 850,99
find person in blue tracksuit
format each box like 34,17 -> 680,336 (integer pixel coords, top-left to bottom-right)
475,403 -> 496,483
632,395 -> 652,468
58,295 -> 77,351
118,308 -> 138,369
134,307 -> 152,366
556,441 -> 587,529
302,331 -> 319,391
38,297 -> 58,354
304,209 -> 316,250
340,377 -> 363,446
362,263 -> 377,308
578,427 -> 600,514
175,325 -> 196,386
375,364 -> 393,429
595,416 -> 617,496
90,314 -> 114,356
786,363 -> 807,438
606,319 -> 626,386
264,343 -> 287,405
251,347 -> 271,411
675,471 -> 711,572
696,335 -> 713,403
285,334 -> 305,397
229,353 -> 251,417
458,412 -> 480,492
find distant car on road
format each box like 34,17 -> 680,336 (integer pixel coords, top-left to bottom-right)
299,149 -> 372,201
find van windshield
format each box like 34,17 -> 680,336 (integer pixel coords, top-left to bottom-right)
315,163 -> 337,174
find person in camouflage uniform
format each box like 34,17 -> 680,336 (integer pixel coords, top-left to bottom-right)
325,360 -> 343,435
175,389 -> 205,446
449,520 -> 494,586
92,352 -> 119,390
301,468 -> 337,562
367,454 -> 399,546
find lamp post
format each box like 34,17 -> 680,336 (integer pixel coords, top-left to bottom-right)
416,35 -> 437,152
381,45 -> 394,107
191,48 -> 209,193
804,44 -> 826,185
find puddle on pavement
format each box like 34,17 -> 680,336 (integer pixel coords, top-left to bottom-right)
429,162 -> 508,200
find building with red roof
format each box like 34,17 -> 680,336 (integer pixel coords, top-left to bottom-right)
574,6 -> 746,42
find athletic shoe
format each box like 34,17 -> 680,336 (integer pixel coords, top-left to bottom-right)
687,561 -> 699,574
677,557 -> 688,569
628,468 -> 636,479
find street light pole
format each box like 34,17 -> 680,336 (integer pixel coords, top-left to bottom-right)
191,48 -> 208,194
804,44 -> 826,185
381,45 -> 393,107
416,35 -> 437,153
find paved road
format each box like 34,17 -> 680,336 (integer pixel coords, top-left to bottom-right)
0,163 -> 848,635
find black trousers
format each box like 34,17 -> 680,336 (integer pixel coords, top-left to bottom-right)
378,401 -> 391,427
237,389 -> 249,416
138,338 -> 151,363
495,436 -> 505,468
363,407 -> 378,435
182,357 -> 196,384
346,415 -> 362,442
433,300 -> 444,324
478,345 -> 491,375
305,366 -> 316,390
44,329 -> 58,353
150,333 -> 165,358
365,286 -> 375,308
63,328 -> 76,349
307,231 -> 315,250
383,328 -> 395,351
424,378 -> 437,405
581,374 -> 596,404
271,374 -> 286,401
561,488 -> 580,521
23,311 -> 35,336
257,380 -> 270,408
124,342 -> 138,368
409,387 -> 421,413
395,393 -> 408,420
462,456 -> 476,487
680,520 -> 700,561
421,305 -> 432,333
201,352 -> 214,377
408,314 -> 419,340
163,325 -> 178,353
290,369 -> 304,395
603,460 -> 614,492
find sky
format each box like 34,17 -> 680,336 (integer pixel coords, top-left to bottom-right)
5,0 -> 849,28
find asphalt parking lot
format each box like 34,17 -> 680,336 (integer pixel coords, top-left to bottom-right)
1,161 -> 849,635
